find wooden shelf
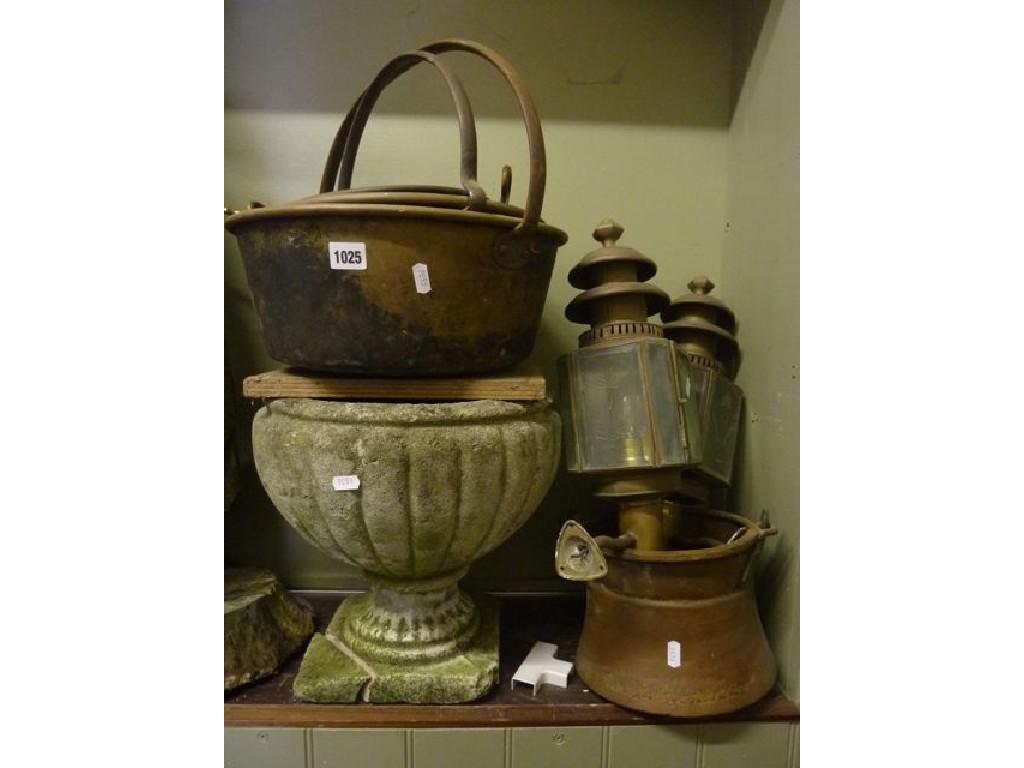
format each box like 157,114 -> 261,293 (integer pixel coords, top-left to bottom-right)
242,368 -> 548,402
225,594 -> 798,729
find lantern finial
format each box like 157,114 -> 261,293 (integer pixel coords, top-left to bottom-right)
593,218 -> 624,246
687,275 -> 715,295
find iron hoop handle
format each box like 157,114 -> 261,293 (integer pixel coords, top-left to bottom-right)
418,39 -> 547,234
323,39 -> 548,234
320,50 -> 486,209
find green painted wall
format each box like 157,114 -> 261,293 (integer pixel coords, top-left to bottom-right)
720,0 -> 800,699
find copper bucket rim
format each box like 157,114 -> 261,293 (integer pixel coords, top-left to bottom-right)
608,508 -> 774,564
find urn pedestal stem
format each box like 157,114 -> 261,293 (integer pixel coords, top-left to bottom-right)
340,569 -> 479,664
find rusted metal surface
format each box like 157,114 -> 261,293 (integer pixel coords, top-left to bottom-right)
225,39 -> 566,375
233,216 -> 560,375
574,509 -> 779,717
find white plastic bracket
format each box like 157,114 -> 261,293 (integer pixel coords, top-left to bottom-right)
511,641 -> 573,695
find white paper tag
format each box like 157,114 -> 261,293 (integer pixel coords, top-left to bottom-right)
328,242 -> 367,270
412,263 -> 431,294
667,640 -> 682,668
331,475 -> 361,491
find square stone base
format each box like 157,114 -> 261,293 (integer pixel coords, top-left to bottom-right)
293,596 -> 499,704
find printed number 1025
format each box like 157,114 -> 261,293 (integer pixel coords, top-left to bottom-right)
328,242 -> 367,271
333,250 -> 362,266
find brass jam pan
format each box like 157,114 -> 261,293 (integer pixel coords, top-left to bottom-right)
226,39 -> 567,376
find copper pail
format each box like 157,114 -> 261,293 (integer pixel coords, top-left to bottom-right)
574,509 -> 778,716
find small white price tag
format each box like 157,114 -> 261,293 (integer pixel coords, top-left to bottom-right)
667,640 -> 682,668
328,242 -> 367,270
412,263 -> 431,294
331,475 -> 361,491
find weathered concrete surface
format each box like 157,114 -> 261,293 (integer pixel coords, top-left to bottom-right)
252,399 -> 557,702
293,597 -> 499,704
224,568 -> 314,690
291,633 -> 371,702
251,399 -> 561,578
339,580 -> 477,664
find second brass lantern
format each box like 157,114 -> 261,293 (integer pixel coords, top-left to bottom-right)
662,275 -> 744,501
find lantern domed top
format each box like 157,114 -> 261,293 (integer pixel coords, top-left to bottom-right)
565,219 -> 669,347
661,275 -> 740,378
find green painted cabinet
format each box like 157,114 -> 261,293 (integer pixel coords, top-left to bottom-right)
225,725 -> 799,768
224,727 -> 306,768
311,729 -> 406,768
702,724 -> 793,768
608,725 -> 698,768
511,726 -> 603,768
414,730 -> 505,768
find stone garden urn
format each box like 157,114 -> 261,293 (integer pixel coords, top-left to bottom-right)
252,398 -> 560,703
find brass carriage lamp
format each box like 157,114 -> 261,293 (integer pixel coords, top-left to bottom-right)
556,220 -> 702,550
661,276 -> 743,503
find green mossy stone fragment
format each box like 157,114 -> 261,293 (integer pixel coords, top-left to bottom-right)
292,633 -> 371,703
224,568 -> 315,690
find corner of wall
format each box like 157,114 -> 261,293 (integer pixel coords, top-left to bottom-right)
721,0 -> 800,699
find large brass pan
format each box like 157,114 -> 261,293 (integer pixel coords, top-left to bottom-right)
226,40 -> 567,375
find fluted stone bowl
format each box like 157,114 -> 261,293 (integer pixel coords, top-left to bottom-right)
252,398 -> 560,678
252,398 -> 560,581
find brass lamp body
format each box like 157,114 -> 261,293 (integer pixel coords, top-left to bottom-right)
557,220 -> 701,551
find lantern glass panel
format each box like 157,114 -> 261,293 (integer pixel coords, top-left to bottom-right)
575,344 -> 652,471
645,340 -> 685,465
687,365 -> 711,463
699,373 -> 743,484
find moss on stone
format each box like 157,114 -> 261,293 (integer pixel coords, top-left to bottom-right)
290,597 -> 499,704
292,633 -> 371,703
224,568 -> 314,690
